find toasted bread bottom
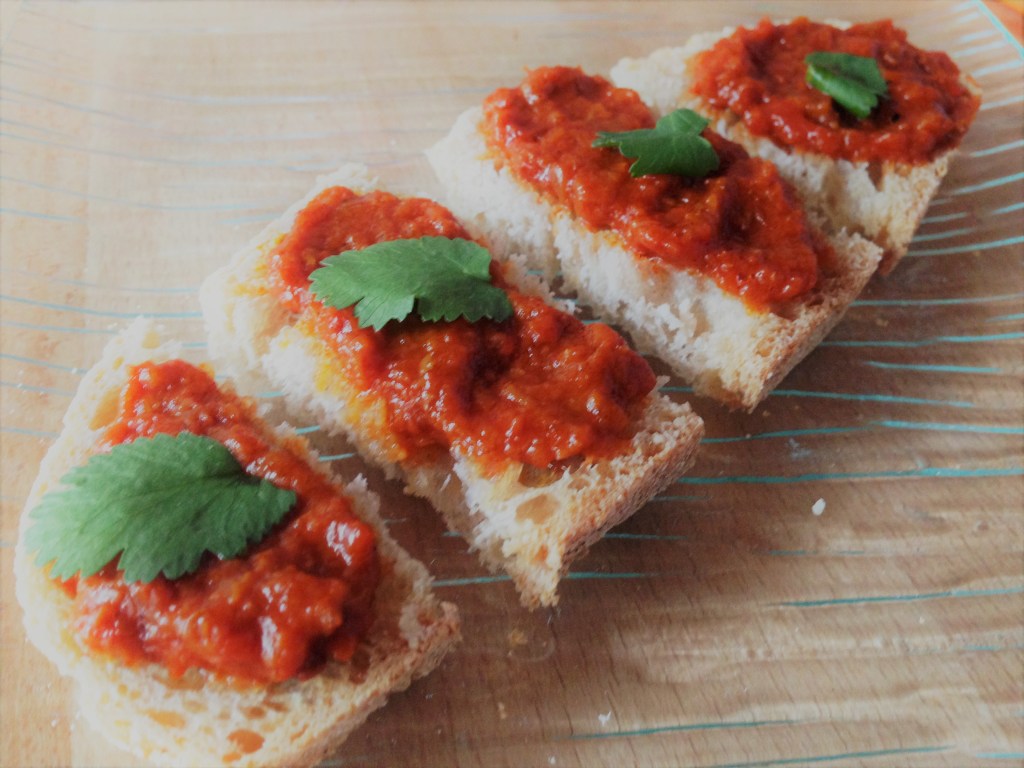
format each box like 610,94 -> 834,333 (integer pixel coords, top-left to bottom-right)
14,319 -> 460,767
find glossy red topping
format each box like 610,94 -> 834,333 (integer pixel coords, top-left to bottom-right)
690,18 -> 980,163
481,66 -> 829,309
65,360 -> 379,684
269,186 -> 656,472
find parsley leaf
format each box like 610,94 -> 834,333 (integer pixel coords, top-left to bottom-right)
805,51 -> 889,119
592,108 -> 719,178
25,432 -> 296,583
309,236 -> 513,331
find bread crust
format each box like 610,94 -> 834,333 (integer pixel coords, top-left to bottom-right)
14,319 -> 460,768
199,165 -> 704,608
426,109 -> 881,410
610,22 -> 981,273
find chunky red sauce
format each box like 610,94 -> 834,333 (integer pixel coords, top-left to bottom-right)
481,66 -> 827,309
269,186 -> 655,472
690,18 -> 980,164
62,360 -> 379,684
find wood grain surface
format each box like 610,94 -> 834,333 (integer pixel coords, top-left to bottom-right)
1,2 -> 1021,766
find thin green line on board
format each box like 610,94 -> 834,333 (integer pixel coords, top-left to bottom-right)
0,293 -> 202,320
952,39 -> 1004,57
433,571 -> 656,588
821,331 -> 1023,349
675,466 -> 1024,485
568,718 -> 796,741
0,352 -> 83,373
949,171 -> 1024,195
920,211 -> 967,224
970,140 -> 1024,158
316,452 -> 355,462
0,207 -> 82,223
991,201 -> 1024,215
979,93 -> 1024,110
0,320 -> 118,336
975,753 -> 1024,760
972,0 -> 1024,56
564,571 -> 654,580
910,226 -> 975,243
433,575 -> 511,587
702,426 -> 867,444
852,292 -> 1022,306
1,380 -> 76,396
1,174 -> 287,213
955,28 -> 997,44
973,59 -> 1024,76
907,234 -> 1024,256
778,584 -> 1024,608
697,745 -> 950,768
864,361 -> 1002,374
873,420 -> 1023,435
769,389 -> 973,408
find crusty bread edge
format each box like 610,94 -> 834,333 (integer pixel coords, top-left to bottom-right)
13,318 -> 460,768
610,21 -> 981,273
425,108 -> 881,410
199,165 -> 705,609
263,328 -> 704,608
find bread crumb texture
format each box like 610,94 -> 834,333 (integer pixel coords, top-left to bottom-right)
14,319 -> 459,767
427,109 -> 881,410
200,165 -> 704,608
609,21 -> 980,272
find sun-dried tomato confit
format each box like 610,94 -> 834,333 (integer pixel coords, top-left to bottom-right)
269,186 -> 656,473
690,18 -> 980,163
482,66 -> 829,309
64,360 -> 379,684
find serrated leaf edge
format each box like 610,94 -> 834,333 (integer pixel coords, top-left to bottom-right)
804,51 -> 889,119
308,236 -> 512,329
592,108 -> 719,179
25,432 -> 296,584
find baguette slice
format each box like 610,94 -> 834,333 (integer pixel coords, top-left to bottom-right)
610,21 -> 982,274
14,318 -> 459,768
426,105 -> 881,411
200,164 -> 704,608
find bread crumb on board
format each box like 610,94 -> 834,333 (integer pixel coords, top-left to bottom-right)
507,628 -> 528,647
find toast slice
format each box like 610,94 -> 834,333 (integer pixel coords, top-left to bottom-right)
14,319 -> 460,768
611,19 -> 982,273
426,72 -> 881,411
199,164 -> 704,608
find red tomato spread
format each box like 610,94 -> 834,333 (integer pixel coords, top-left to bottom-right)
269,186 -> 655,473
63,360 -> 379,684
481,66 -> 827,309
690,18 -> 980,164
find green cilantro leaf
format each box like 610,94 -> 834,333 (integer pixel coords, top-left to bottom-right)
805,51 -> 889,119
592,108 -> 719,178
25,432 -> 296,583
309,236 -> 513,331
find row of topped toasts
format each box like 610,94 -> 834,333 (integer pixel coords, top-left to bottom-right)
15,18 -> 979,767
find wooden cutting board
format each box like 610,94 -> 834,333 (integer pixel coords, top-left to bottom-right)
2,2 -> 1021,766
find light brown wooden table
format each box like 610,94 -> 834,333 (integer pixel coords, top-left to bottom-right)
2,2 -> 1021,766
